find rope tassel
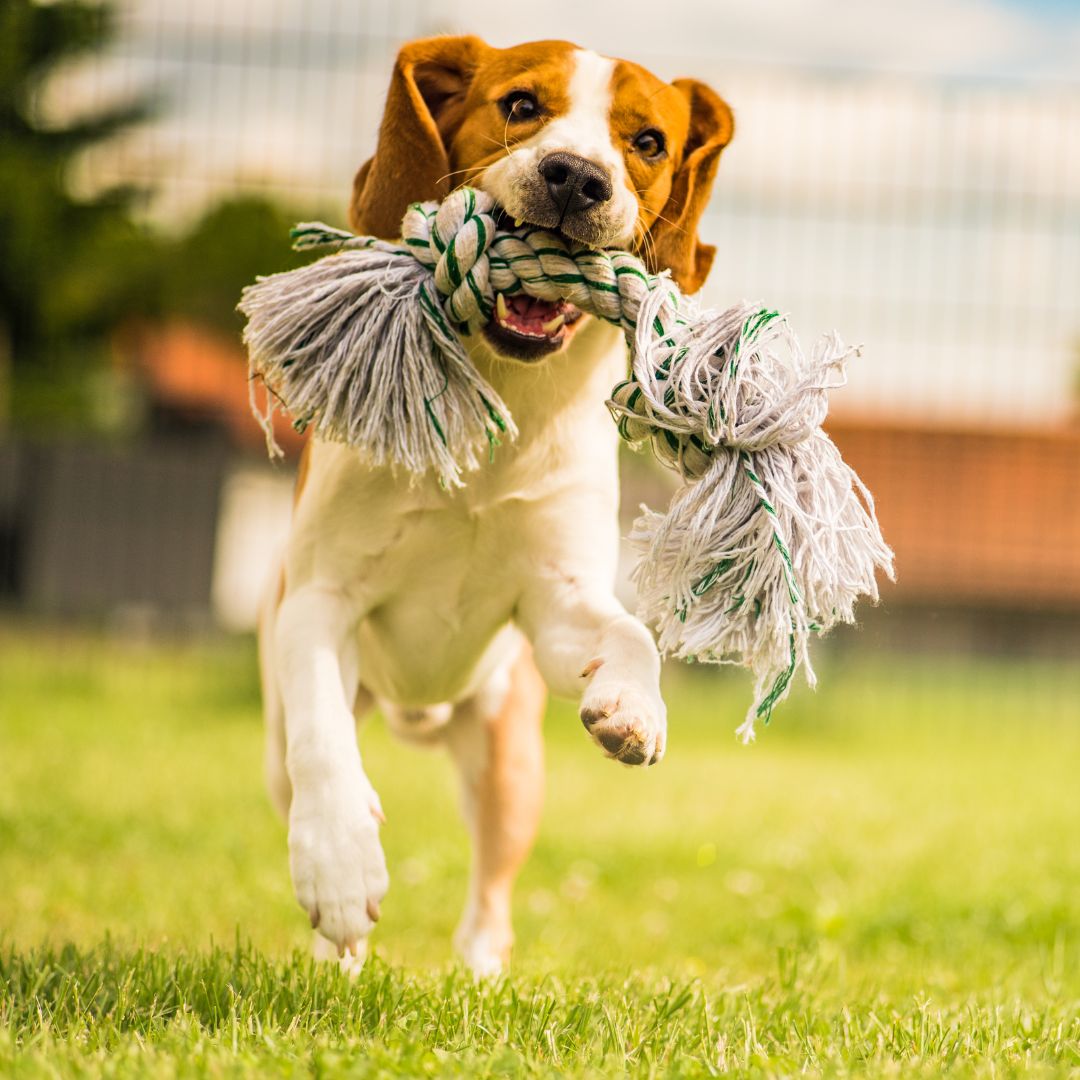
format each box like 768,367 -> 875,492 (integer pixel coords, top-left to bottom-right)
239,187 -> 894,737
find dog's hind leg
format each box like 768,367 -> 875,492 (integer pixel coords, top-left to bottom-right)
444,634 -> 547,978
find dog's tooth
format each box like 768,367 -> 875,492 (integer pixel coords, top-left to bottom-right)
542,314 -> 565,333
496,293 -> 509,321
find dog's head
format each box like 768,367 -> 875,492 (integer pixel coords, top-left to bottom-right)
350,37 -> 734,361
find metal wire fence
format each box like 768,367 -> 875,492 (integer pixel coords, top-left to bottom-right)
59,0 -> 1080,426
10,0 -> 1080,649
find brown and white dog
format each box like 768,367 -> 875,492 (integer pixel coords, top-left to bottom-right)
259,36 -> 733,976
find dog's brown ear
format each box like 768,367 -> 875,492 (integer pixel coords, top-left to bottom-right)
645,79 -> 734,294
349,35 -> 490,238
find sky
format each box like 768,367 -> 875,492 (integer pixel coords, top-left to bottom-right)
431,0 -> 1080,84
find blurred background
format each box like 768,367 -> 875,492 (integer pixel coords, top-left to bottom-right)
1,0 -> 1078,657
1,0 -> 1078,987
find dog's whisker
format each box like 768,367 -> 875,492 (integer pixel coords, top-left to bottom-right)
435,163 -> 492,186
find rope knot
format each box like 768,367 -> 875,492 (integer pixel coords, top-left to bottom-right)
403,188 -> 673,338
401,190 -> 499,329
608,302 -> 852,480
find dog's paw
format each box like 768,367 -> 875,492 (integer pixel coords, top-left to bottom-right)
288,774 -> 389,954
579,666 -> 666,766
312,929 -> 368,977
454,914 -> 512,980
456,929 -> 509,981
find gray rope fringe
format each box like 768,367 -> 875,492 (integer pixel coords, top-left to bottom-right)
239,187 -> 894,739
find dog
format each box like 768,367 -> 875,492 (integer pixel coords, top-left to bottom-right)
259,35 -> 734,976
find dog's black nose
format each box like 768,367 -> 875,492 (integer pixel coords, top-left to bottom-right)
538,151 -> 613,215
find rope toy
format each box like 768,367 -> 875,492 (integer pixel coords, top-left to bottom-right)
240,187 -> 894,739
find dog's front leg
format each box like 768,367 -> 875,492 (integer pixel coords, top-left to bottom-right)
274,584 -> 388,957
520,579 -> 666,766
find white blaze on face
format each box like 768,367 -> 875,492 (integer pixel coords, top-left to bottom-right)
481,49 -> 639,247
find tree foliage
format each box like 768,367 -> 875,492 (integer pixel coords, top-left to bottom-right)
0,0 -> 160,421
0,0 -> 312,429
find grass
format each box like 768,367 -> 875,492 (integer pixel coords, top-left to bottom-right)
0,624 -> 1078,1076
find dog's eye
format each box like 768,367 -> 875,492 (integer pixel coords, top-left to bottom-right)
633,129 -> 666,159
500,90 -> 540,122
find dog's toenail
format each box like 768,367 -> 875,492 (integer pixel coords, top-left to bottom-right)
619,745 -> 647,765
309,905 -> 320,929
366,897 -> 381,923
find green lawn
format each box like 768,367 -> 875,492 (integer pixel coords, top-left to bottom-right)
1,625 -> 1077,1076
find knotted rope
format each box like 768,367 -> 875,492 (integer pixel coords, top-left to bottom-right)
240,186 -> 893,739
296,186 -> 671,335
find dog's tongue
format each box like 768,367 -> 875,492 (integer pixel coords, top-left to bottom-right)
495,293 -> 572,339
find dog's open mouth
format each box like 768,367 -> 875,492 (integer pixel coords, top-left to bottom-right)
483,213 -> 586,361
485,293 -> 584,360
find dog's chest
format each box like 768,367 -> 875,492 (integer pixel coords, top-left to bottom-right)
294,436 -> 609,704
354,491 -> 532,702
